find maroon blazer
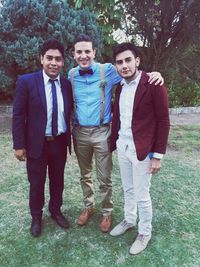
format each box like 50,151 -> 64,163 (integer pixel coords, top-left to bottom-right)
110,71 -> 170,161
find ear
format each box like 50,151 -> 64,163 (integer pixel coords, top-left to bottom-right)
136,57 -> 140,67
40,55 -> 44,65
93,48 -> 96,58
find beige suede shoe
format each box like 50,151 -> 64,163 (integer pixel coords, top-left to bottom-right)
129,234 -> 151,255
110,219 -> 134,236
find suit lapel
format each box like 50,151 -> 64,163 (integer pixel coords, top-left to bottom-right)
60,76 -> 68,119
36,70 -> 47,114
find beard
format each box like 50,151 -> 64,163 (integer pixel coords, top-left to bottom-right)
122,69 -> 139,82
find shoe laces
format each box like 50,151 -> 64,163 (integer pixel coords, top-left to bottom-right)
120,219 -> 132,227
102,215 -> 110,222
136,234 -> 145,241
83,208 -> 92,215
136,234 -> 151,245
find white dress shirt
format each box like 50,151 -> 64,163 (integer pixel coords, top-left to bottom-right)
43,70 -> 67,136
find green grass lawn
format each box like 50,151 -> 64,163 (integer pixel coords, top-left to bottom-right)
0,125 -> 200,267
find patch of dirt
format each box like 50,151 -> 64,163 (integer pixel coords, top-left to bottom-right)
170,113 -> 200,125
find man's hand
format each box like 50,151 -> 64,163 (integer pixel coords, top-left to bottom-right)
14,149 -> 27,161
149,158 -> 161,174
147,72 -> 164,86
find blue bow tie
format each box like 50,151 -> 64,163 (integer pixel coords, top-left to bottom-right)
79,69 -> 93,76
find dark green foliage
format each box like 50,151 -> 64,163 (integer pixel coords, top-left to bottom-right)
168,82 -> 200,107
68,0 -> 200,107
1,0 -> 200,106
0,0 -> 103,99
120,0 -> 200,73
68,0 -> 124,64
120,0 -> 200,107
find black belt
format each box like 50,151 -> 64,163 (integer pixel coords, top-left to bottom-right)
45,133 -> 66,141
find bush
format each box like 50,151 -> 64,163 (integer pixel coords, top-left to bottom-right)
168,82 -> 200,107
0,0 -> 103,100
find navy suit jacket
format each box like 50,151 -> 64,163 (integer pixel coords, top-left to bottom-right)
110,71 -> 170,161
12,70 -> 73,159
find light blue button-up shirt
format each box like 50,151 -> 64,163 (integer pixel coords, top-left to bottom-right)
68,62 -> 121,126
43,70 -> 67,136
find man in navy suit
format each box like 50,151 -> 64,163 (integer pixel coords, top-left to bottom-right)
109,43 -> 170,254
12,39 -> 73,237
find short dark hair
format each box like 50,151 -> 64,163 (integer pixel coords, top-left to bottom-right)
40,39 -> 65,58
112,42 -> 140,61
73,33 -> 95,50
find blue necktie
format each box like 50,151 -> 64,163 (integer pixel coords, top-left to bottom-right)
49,79 -> 58,136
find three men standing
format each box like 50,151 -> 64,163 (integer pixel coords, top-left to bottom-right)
12,36 -> 168,252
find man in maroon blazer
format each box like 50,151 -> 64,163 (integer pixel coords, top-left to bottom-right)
109,42 -> 170,255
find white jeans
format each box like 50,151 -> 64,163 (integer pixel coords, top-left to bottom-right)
117,144 -> 152,235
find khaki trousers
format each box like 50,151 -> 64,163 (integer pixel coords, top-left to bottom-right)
73,125 -> 113,214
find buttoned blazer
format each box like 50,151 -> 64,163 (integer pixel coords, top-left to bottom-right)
110,71 -> 170,161
12,70 -> 73,159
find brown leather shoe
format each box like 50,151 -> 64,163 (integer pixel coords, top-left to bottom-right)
77,208 -> 94,225
100,215 -> 112,233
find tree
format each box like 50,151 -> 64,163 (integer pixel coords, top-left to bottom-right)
114,0 -> 200,106
67,0 -> 200,106
68,0 -> 123,60
0,0 -> 103,99
120,0 -> 200,79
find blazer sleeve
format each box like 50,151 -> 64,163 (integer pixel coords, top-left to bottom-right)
110,84 -> 122,152
12,76 -> 28,150
65,79 -> 73,154
151,84 -> 170,154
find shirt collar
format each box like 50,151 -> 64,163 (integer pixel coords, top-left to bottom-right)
42,70 -> 61,86
121,70 -> 142,86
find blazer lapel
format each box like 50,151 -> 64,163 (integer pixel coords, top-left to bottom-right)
133,71 -> 149,112
36,70 -> 47,114
116,84 -> 123,101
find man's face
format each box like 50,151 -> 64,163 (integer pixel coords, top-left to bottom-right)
115,50 -> 140,82
40,49 -> 64,79
73,41 -> 96,69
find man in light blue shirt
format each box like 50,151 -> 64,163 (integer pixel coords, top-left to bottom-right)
68,34 -> 163,233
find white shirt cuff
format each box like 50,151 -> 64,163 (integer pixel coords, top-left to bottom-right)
153,152 -> 163,159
